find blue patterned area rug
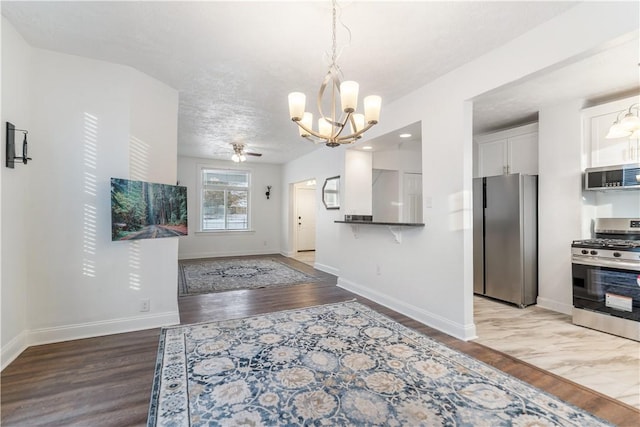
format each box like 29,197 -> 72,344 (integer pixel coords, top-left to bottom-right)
179,258 -> 318,296
147,301 -> 611,426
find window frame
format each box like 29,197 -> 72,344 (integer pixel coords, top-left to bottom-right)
197,165 -> 252,233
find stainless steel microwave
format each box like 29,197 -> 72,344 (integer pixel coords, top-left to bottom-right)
584,163 -> 640,190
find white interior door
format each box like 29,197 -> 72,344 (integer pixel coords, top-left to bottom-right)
403,172 -> 423,223
296,187 -> 316,251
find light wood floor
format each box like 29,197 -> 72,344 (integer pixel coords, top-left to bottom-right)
2,255 -> 638,426
474,295 -> 640,409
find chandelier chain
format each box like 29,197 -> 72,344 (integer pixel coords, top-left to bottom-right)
331,0 -> 337,66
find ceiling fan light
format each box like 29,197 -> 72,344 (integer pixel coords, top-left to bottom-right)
620,112 -> 640,132
605,122 -> 631,139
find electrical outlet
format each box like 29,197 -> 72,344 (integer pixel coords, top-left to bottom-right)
140,298 -> 150,312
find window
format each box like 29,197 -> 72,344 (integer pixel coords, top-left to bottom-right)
200,168 -> 250,231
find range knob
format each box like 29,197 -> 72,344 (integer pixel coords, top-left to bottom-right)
590,250 -> 598,255
613,252 -> 621,258
581,249 -> 589,255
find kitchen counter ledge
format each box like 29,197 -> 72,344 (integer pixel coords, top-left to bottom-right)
335,221 -> 424,243
334,220 -> 424,226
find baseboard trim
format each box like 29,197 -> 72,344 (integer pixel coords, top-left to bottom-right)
314,262 -> 339,276
536,297 -> 572,315
1,330 -> 29,371
27,311 -> 180,348
179,249 -> 278,260
337,278 -> 476,341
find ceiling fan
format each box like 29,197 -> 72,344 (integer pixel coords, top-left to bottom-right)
231,143 -> 262,162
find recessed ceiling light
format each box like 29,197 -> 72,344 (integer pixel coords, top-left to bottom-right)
362,146 -> 373,150
399,133 -> 412,138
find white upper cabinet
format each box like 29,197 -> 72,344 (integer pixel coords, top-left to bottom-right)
582,95 -> 640,168
475,123 -> 538,178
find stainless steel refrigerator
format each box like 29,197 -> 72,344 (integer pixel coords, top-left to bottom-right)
473,174 -> 538,307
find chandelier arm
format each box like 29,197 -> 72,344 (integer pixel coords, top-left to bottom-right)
302,135 -> 324,145
293,119 -> 341,143
292,119 -> 321,138
335,122 -> 377,142
331,111 -> 352,139
317,68 -> 346,127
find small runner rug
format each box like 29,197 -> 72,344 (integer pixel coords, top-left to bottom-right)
147,301 -> 611,426
178,258 -> 318,296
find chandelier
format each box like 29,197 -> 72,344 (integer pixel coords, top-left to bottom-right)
606,103 -> 640,139
287,0 -> 381,147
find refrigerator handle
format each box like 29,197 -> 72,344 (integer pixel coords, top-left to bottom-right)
482,180 -> 487,209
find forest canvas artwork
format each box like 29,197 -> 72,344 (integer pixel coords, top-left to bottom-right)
111,178 -> 188,241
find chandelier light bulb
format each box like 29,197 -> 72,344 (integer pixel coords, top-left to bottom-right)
364,95 -> 382,124
298,112 -> 313,137
231,153 -> 240,162
288,92 -> 306,121
351,113 -> 365,134
340,81 -> 359,113
319,118 -> 333,138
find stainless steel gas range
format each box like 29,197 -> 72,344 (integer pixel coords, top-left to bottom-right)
571,218 -> 640,341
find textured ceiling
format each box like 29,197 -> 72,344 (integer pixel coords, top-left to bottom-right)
4,1 -> 634,163
473,34 -> 640,134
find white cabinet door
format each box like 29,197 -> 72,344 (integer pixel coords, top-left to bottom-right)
589,110 -> 636,167
582,95 -> 640,167
478,138 -> 508,177
508,132 -> 538,175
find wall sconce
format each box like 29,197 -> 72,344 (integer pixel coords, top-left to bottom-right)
265,185 -> 272,199
6,122 -> 32,168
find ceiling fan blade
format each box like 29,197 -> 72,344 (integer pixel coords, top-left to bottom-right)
245,152 -> 262,157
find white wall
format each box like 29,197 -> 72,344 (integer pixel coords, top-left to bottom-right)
537,100 -> 584,314
344,150 -> 372,215
283,2 -> 639,340
177,156 -> 282,259
1,19 -> 181,368
592,192 -> 640,219
282,146 -> 344,275
371,140 -> 422,222
1,18 -> 33,367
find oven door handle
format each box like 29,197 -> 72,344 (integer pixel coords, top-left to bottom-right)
572,256 -> 640,271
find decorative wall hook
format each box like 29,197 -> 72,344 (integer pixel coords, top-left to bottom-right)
265,185 -> 272,199
6,122 -> 32,168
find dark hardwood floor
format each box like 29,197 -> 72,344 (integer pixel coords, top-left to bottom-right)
2,255 -> 638,426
